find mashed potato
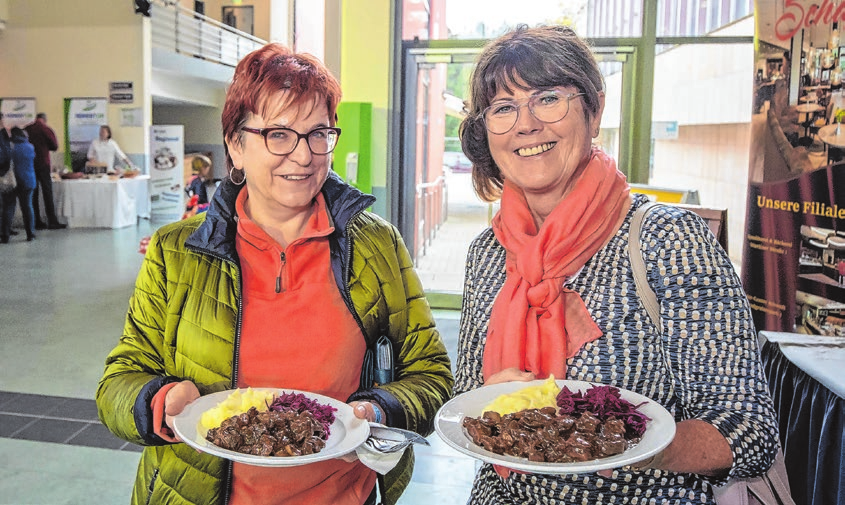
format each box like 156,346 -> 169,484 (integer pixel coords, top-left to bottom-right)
483,376 -> 561,415
200,388 -> 277,430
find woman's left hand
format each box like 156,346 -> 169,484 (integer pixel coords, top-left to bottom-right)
596,451 -> 663,478
340,401 -> 385,463
349,400 -> 384,423
595,419 -> 732,478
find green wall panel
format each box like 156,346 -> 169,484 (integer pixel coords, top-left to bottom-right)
334,101 -> 373,197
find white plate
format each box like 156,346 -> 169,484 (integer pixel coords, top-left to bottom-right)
173,388 -> 370,467
435,380 -> 675,474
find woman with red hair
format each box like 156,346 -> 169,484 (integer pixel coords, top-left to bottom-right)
97,43 -> 453,505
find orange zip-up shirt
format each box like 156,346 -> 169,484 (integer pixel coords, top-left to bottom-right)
229,187 -> 375,505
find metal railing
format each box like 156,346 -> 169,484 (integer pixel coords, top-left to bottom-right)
151,0 -> 266,67
415,176 -> 447,259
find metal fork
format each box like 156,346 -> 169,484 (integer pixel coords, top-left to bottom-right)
369,424 -> 429,445
364,437 -> 414,453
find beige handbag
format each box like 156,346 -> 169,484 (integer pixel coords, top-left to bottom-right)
0,159 -> 16,194
628,202 -> 795,505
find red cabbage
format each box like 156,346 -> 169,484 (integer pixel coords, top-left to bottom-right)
556,385 -> 651,437
268,392 -> 338,438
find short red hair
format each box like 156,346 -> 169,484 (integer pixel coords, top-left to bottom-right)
222,43 -> 342,169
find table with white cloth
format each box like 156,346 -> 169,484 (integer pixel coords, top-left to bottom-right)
56,175 -> 151,228
759,331 -> 845,505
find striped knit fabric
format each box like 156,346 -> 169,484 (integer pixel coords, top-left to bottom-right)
454,194 -> 780,505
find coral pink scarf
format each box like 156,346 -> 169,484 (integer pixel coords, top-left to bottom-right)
482,148 -> 630,381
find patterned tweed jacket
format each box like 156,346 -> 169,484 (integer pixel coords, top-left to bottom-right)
455,194 -> 780,505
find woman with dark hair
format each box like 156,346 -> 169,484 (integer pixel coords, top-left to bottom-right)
455,25 -> 779,504
97,43 -> 453,505
1,127 -> 37,242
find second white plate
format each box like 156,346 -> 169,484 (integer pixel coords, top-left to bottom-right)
435,380 -> 675,474
173,388 -> 370,467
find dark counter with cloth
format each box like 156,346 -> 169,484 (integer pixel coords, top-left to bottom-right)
759,331 -> 844,505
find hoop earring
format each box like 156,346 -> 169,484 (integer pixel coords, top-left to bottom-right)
594,127 -> 600,136
229,167 -> 246,186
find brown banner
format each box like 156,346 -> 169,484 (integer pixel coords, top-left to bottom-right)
746,1 -> 845,335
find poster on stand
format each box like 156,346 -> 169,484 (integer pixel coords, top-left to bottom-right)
0,98 -> 36,128
745,1 -> 845,336
149,125 -> 185,223
67,98 -> 107,171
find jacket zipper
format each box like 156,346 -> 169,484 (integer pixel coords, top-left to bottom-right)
340,213 -> 368,341
186,191 -> 371,504
339,214 -> 386,505
227,252 -> 242,505
145,468 -> 160,505
276,252 -> 286,293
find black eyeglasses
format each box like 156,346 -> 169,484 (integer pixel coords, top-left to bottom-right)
481,89 -> 585,135
241,126 -> 342,155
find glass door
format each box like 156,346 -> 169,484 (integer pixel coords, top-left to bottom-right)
399,43 -> 633,304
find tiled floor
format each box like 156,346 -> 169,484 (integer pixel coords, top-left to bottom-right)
0,391 -> 140,451
0,218 -> 478,504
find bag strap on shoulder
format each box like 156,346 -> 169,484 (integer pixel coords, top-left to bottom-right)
628,201 -> 664,334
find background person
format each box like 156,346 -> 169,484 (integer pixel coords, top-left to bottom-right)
141,155 -> 219,250
454,24 -> 780,504
87,125 -> 133,173
96,43 -> 453,505
0,113 -> 10,174
25,112 -> 64,230
184,154 -> 216,209
0,114 -> 11,238
1,127 -> 37,242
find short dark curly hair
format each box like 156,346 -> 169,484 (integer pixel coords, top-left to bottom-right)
459,24 -> 605,202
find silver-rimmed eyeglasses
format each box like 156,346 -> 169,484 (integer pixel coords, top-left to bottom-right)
241,126 -> 342,155
481,89 -> 585,135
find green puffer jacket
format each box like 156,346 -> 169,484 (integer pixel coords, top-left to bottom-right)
96,173 -> 453,505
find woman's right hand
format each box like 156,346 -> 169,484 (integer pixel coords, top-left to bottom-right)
484,367 -> 536,386
162,381 -> 200,442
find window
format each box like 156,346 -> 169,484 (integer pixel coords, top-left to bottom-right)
222,6 -> 254,35
403,0 -> 644,41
